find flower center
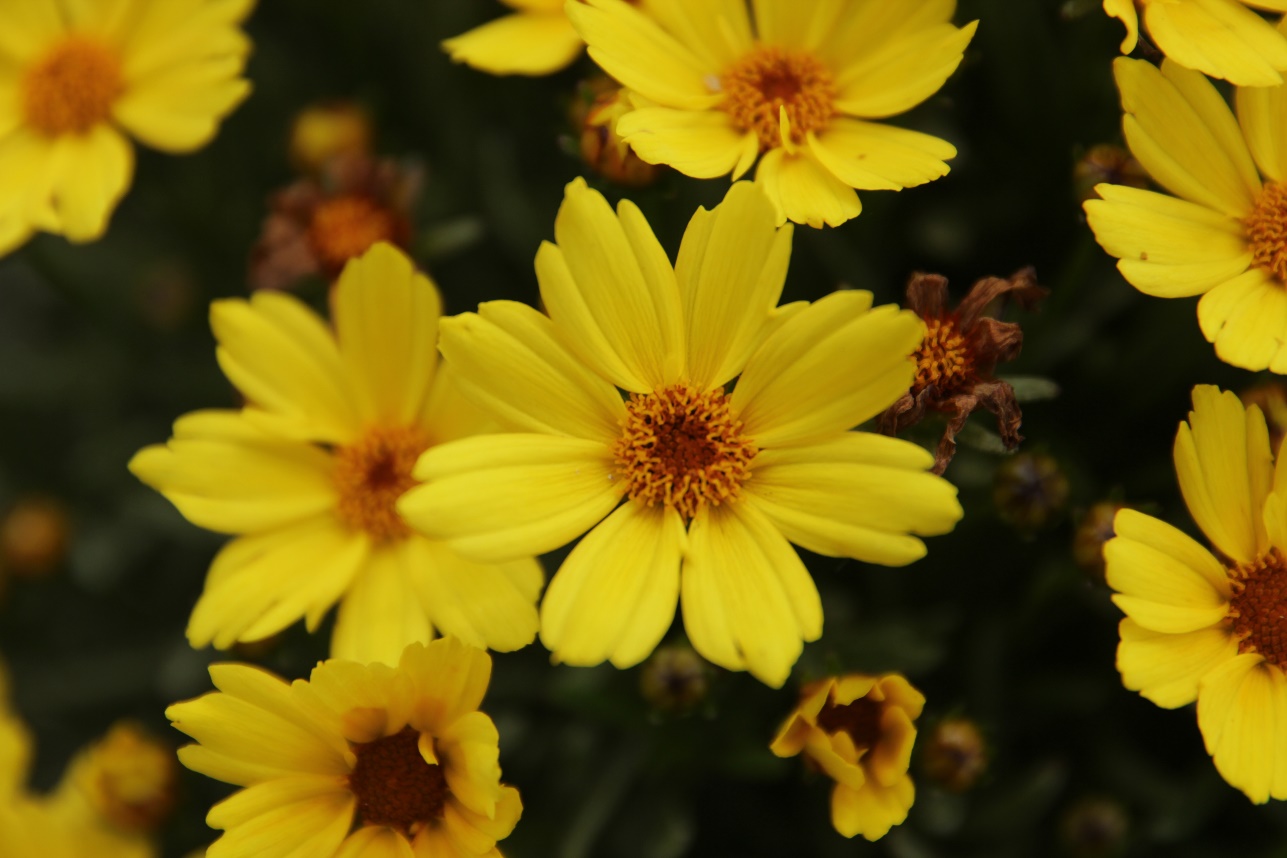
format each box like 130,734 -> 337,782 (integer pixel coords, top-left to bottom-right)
719,46 -> 836,151
22,36 -> 123,136
1228,550 -> 1287,670
310,195 -> 398,274
816,696 -> 883,752
1245,182 -> 1287,284
333,426 -> 431,541
913,316 -> 975,395
612,384 -> 757,520
348,726 -> 448,835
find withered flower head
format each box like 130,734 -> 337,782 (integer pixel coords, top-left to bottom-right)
878,268 -> 1047,474
249,153 -> 423,292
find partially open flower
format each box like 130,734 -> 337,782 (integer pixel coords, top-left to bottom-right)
770,673 -> 923,841
573,81 -> 662,189
878,269 -> 1047,474
289,102 -> 373,175
49,721 -> 177,836
1073,144 -> 1148,204
249,154 -> 422,292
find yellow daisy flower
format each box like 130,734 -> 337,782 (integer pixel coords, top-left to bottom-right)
442,0 -> 588,76
167,638 -> 522,858
0,0 -> 255,255
1084,57 -> 1287,373
130,243 -> 542,665
1103,0 -> 1287,86
770,673 -> 923,841
398,179 -> 962,688
565,0 -> 976,228
1106,385 -> 1287,802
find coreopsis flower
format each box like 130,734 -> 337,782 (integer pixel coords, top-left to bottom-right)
1103,0 -> 1287,85
1106,385 -> 1287,802
877,269 -> 1046,474
567,0 -> 976,228
399,179 -> 962,688
0,0 -> 254,256
770,673 -> 924,841
167,638 -> 522,858
1085,57 -> 1287,373
130,243 -> 542,665
442,0 -> 588,76
249,154 -> 422,292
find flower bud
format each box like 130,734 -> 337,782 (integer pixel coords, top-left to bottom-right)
1060,796 -> 1128,858
1073,144 -> 1147,203
919,716 -> 988,792
993,452 -> 1069,532
573,81 -> 662,188
639,645 -> 709,714
289,102 -> 373,174
0,496 -> 70,579
1073,501 -> 1125,583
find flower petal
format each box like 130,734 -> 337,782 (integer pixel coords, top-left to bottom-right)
0,0 -> 64,64
675,181 -> 793,390
401,434 -> 624,563
540,502 -> 684,669
211,292 -> 361,444
681,502 -> 821,688
733,292 -> 921,447
442,11 -> 583,76
333,243 -> 443,428
568,0 -> 723,110
1102,0 -> 1139,53
830,776 -> 914,841
832,21 -> 976,119
129,415 -> 337,536
1116,618 -> 1238,709
404,536 -> 541,653
1142,0 -> 1287,87
337,827 -> 415,858
114,55 -> 250,152
1237,76 -> 1287,183
1200,268 -> 1287,373
542,178 -> 684,391
754,147 -> 862,228
1173,385 -> 1273,562
1083,183 -> 1251,298
438,301 -> 625,442
205,776 -> 354,858
331,542 -> 435,666
1197,653 -> 1287,803
400,636 -> 493,733
617,106 -> 759,180
1105,523 -> 1232,636
642,0 -> 753,68
1115,58 -> 1260,217
808,120 -> 954,192
745,432 -> 961,566
37,126 -> 134,242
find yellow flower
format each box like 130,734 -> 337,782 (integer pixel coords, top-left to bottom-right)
442,0 -> 587,76
0,0 -> 255,255
167,638 -> 522,858
48,721 -> 177,836
1106,385 -> 1287,802
398,179 -> 962,688
130,243 -> 542,665
1084,56 -> 1287,373
769,673 -> 923,841
1103,0 -> 1287,86
565,0 -> 976,228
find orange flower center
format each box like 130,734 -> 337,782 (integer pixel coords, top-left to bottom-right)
333,426 -> 431,542
310,195 -> 398,273
348,726 -> 448,835
1245,181 -> 1287,284
720,46 -> 836,151
913,316 -> 975,394
1228,550 -> 1287,669
612,384 -> 757,520
22,36 -> 123,136
816,696 -> 883,751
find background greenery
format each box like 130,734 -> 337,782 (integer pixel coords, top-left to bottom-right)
1,0 -> 1283,855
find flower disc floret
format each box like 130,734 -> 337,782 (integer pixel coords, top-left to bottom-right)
333,425 -> 431,542
913,317 -> 975,395
1228,549 -> 1287,669
720,46 -> 836,151
310,195 -> 399,273
1245,182 -> 1287,285
349,726 -> 449,834
21,37 -> 122,136
613,384 -> 757,519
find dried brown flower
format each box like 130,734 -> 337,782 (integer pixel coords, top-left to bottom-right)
249,153 -> 422,291
878,268 -> 1046,474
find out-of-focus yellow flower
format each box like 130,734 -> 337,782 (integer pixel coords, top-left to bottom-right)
130,243 -> 542,665
168,638 -> 522,858
567,0 -> 976,227
443,0 -> 586,76
399,179 -> 961,688
770,673 -> 924,840
1106,385 -> 1287,802
0,0 -> 255,255
49,721 -> 177,835
1103,0 -> 1287,86
1085,57 -> 1287,372
289,101 -> 373,174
